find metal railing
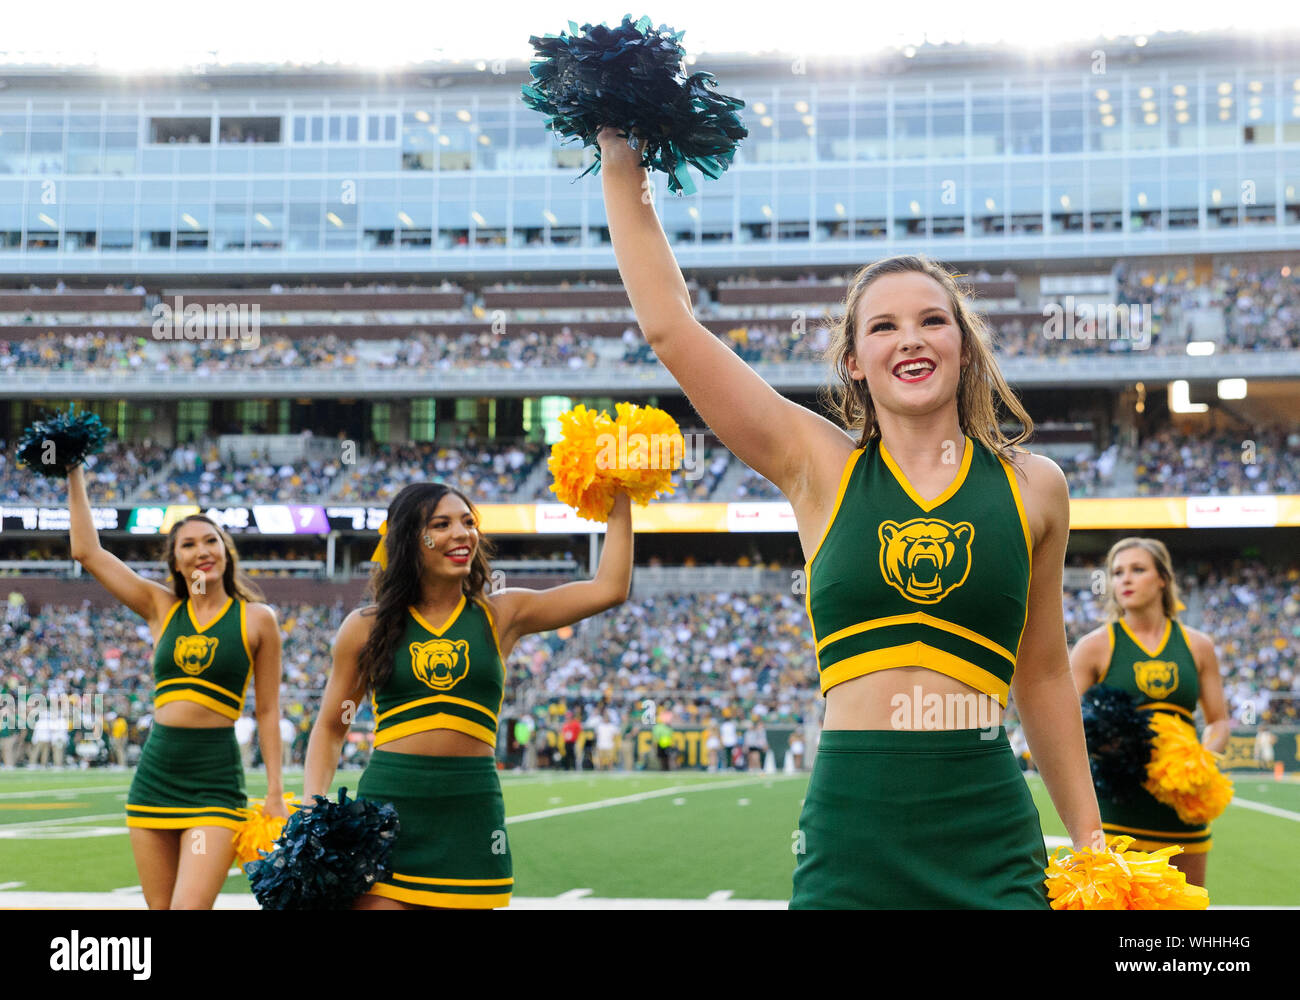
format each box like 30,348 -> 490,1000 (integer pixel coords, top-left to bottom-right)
8,349 -> 1300,398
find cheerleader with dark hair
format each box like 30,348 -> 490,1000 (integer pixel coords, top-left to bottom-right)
67,465 -> 287,909
303,481 -> 632,909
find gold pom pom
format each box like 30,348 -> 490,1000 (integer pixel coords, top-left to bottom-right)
1144,712 -> 1234,826
1045,835 -> 1209,910
547,402 -> 683,522
233,793 -> 300,866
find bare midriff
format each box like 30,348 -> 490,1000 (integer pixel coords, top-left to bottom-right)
822,666 -> 1003,731
378,728 -> 495,756
154,700 -> 235,729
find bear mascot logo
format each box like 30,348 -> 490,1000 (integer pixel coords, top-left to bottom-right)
878,518 -> 975,605
410,639 -> 471,691
174,634 -> 220,676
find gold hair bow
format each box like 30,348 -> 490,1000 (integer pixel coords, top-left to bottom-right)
371,519 -> 388,570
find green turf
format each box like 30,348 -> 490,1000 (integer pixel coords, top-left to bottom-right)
0,768 -> 1296,904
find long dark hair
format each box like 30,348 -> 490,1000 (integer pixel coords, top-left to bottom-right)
820,254 -> 1034,464
358,482 -> 495,694
164,514 -> 264,604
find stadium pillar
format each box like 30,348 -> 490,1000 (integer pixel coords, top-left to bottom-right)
326,531 -> 336,578
589,533 -> 599,576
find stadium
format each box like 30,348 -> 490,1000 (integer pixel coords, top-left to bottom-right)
0,19 -> 1298,917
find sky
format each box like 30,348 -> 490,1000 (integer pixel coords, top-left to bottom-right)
0,0 -> 1295,70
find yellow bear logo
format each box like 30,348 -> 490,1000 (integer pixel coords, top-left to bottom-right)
174,634 -> 219,676
879,518 -> 974,605
1134,660 -> 1179,700
411,639 -> 470,691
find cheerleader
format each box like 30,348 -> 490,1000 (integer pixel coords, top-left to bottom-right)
303,481 -> 632,909
1070,537 -> 1230,887
67,465 -> 287,909
597,126 -> 1102,907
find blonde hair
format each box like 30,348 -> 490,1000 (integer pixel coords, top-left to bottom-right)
819,254 -> 1034,465
1103,537 -> 1182,621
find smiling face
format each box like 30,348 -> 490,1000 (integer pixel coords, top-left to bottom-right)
845,271 -> 968,419
171,518 -> 226,595
1110,545 -> 1165,614
419,491 -> 479,584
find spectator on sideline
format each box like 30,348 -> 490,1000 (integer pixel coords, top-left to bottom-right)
561,712 -> 580,770
720,714 -> 739,772
595,712 -> 618,771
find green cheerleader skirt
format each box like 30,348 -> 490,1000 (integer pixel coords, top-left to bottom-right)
126,722 -> 247,831
790,727 -> 1050,909
357,751 -> 513,909
1099,787 -> 1212,854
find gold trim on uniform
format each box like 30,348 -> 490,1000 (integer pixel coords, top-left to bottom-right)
816,611 -> 1017,665
1119,617 -> 1173,658
367,882 -> 511,908
477,598 -> 508,718
390,873 -> 514,887
157,600 -> 184,637
375,694 -> 500,727
409,596 -> 467,637
820,645 -> 1010,706
879,435 -> 973,513
187,596 -> 233,633
125,815 -> 245,831
999,453 -> 1034,657
803,448 -> 865,651
153,689 -> 241,721
1138,701 -> 1195,719
126,804 -> 246,815
371,713 -> 497,748
1098,624 -> 1117,684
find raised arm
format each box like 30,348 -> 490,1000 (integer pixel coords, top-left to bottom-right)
597,127 -> 852,498
490,491 -> 633,655
67,464 -> 175,627
302,608 -> 370,801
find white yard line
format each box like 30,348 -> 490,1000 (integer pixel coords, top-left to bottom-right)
1230,796 -> 1300,823
0,785 -> 130,800
0,812 -> 123,830
506,775 -> 798,824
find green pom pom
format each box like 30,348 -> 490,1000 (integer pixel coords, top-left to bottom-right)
521,14 -> 748,195
1082,687 -> 1153,804
16,405 -> 112,479
244,787 -> 401,911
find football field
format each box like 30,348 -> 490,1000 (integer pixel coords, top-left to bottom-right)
0,768 -> 1296,908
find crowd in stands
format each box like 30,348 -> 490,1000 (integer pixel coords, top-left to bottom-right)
1196,561 -> 1300,727
1117,262 -> 1300,353
4,261 -> 1298,380
334,440 -> 549,505
0,440 -> 169,505
1134,426 -> 1300,497
2,557 -> 1295,770
3,425 -> 1300,507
